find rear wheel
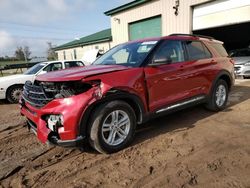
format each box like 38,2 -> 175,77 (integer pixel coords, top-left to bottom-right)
6,85 -> 23,103
88,100 -> 136,154
205,79 -> 228,112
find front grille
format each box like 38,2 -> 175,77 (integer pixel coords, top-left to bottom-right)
22,80 -> 92,108
22,81 -> 53,108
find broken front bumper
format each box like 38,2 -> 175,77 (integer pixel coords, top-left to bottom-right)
20,88 -> 96,147
26,119 -> 85,147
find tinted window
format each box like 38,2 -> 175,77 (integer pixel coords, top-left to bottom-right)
43,62 -> 62,72
203,44 -> 212,58
153,40 -> 185,64
65,61 -> 84,68
185,41 -> 212,60
211,43 -> 228,57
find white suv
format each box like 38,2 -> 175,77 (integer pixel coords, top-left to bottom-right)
0,60 -> 84,103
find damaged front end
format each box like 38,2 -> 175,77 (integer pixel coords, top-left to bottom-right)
20,79 -> 103,146
22,80 -> 94,108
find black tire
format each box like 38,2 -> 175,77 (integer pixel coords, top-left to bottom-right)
6,85 -> 23,103
205,79 -> 229,112
88,100 -> 136,154
243,76 -> 249,79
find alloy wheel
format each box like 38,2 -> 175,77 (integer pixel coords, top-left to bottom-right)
101,110 -> 131,146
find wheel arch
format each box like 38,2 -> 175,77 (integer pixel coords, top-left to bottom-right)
6,84 -> 24,98
78,89 -> 146,137
210,70 -> 233,94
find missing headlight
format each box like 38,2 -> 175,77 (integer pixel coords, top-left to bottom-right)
35,81 -> 92,99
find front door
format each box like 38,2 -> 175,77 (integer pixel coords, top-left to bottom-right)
144,40 -> 197,112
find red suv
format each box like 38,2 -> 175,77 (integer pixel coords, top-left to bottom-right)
20,34 -> 235,153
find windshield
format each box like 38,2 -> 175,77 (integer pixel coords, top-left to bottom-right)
229,49 -> 250,57
93,40 -> 159,67
24,63 -> 46,75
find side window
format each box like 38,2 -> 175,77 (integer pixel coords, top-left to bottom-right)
211,43 -> 228,57
44,63 -> 62,72
65,61 -> 84,68
153,40 -> 185,64
203,44 -> 212,58
185,41 -> 212,60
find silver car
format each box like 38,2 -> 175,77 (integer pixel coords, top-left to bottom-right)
230,48 -> 250,78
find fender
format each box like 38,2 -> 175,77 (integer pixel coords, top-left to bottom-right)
209,70 -> 234,96
78,89 -> 147,137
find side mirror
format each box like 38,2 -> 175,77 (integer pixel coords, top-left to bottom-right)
148,57 -> 172,67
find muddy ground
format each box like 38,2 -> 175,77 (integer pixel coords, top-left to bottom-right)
0,79 -> 250,188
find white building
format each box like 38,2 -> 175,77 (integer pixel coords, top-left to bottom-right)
54,29 -> 112,61
105,0 -> 250,51
55,0 -> 250,60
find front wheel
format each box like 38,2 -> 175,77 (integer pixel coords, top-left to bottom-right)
88,100 -> 136,154
205,79 -> 229,112
6,85 -> 23,103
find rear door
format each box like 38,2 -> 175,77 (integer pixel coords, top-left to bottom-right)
183,40 -> 215,95
144,39 -> 213,112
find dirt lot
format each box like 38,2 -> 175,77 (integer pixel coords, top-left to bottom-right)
0,79 -> 250,188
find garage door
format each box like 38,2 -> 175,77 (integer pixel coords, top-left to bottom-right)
129,16 -> 162,40
193,0 -> 250,31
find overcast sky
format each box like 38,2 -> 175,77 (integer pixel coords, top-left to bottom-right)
0,0 -> 132,57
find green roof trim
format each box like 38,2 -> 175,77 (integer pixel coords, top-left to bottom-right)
104,0 -> 152,16
54,28 -> 112,51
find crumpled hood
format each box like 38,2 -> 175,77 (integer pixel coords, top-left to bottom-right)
233,57 -> 250,65
36,65 -> 130,82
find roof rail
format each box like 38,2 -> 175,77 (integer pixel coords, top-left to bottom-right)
169,33 -> 214,40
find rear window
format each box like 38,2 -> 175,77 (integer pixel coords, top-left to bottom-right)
184,41 -> 212,60
65,61 -> 84,68
211,43 -> 228,57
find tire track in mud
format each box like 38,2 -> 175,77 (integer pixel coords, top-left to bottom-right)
0,123 -> 52,183
16,150 -> 107,187
1,81 -> 250,187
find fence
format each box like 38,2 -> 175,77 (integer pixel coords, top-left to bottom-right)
0,62 -> 38,76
